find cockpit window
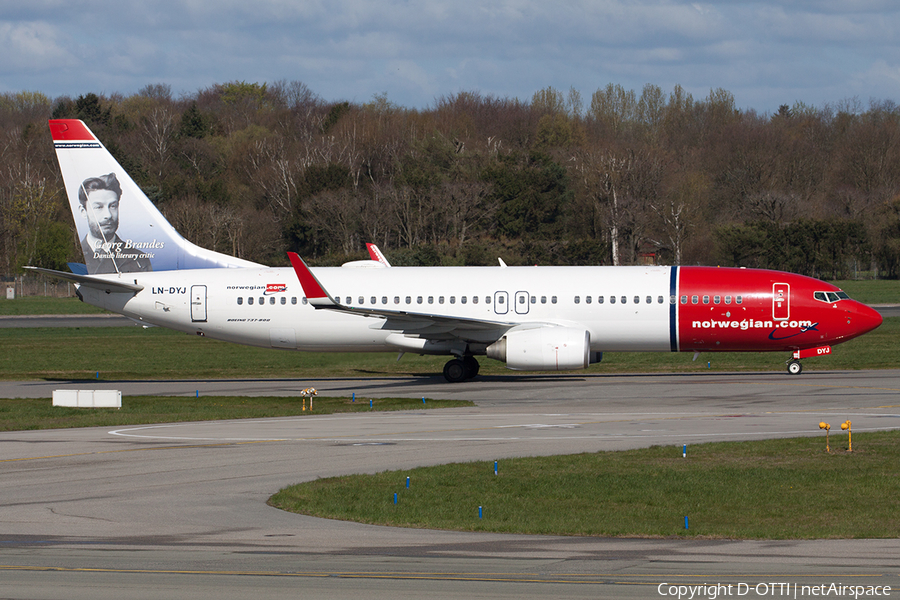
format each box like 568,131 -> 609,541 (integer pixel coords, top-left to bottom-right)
815,291 -> 851,303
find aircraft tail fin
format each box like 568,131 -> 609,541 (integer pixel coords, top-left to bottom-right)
49,119 -> 261,274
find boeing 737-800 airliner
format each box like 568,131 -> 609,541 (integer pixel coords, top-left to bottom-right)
28,119 -> 883,382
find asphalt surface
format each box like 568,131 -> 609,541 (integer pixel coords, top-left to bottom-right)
2,371 -> 900,599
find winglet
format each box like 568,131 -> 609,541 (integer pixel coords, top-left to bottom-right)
366,243 -> 392,267
287,252 -> 337,307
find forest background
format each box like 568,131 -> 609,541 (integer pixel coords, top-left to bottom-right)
2,81 -> 900,280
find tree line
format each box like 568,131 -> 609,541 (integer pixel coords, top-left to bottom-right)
2,81 -> 899,279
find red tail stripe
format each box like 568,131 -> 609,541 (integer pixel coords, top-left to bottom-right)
49,119 -> 96,141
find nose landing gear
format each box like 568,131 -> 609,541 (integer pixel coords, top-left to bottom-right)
787,359 -> 802,375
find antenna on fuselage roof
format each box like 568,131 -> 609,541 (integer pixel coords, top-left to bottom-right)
498,257 -> 507,267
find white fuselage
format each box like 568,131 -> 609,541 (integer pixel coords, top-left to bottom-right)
80,264 -> 675,353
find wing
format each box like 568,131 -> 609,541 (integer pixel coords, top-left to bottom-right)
287,252 -> 516,343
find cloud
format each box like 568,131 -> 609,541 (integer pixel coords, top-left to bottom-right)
0,20 -> 73,71
1,0 -> 898,113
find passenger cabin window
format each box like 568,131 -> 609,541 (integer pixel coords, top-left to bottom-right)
292,297 -> 298,305
237,297 -> 243,305
248,297 -> 254,305
541,296 -> 547,304
551,296 -> 557,304
681,295 -> 688,304
725,296 -> 731,304
394,296 -> 400,304
691,296 -> 698,304
621,296 -> 627,304
281,297 -> 286,305
472,296 -> 478,304
574,296 -> 580,304
586,296 -> 592,304
417,296 -> 423,304
736,296 -> 743,304
610,296 -> 616,304
702,295 -> 709,304
634,296 -> 640,304
598,296 -> 604,304
714,295 -> 721,304
371,296 -> 377,304
301,297 -> 307,305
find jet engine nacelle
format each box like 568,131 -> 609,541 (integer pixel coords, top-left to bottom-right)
486,327 -> 591,371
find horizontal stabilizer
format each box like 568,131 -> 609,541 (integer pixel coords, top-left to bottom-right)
24,266 -> 144,294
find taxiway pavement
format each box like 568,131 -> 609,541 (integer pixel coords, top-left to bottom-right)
2,371 -> 900,599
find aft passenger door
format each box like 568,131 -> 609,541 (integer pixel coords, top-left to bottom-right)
191,285 -> 207,322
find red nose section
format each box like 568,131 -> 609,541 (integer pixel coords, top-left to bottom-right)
845,302 -> 883,341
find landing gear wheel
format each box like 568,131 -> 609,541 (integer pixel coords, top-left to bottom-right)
787,360 -> 802,375
463,356 -> 480,379
443,358 -> 467,383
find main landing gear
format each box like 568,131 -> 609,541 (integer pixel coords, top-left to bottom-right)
443,356 -> 480,383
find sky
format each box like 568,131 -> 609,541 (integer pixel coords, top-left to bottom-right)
1,0 -> 899,114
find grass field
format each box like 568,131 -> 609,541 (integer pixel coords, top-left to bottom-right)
270,431 -> 900,539
1,315 -> 896,381
0,296 -> 107,315
831,279 -> 900,304
0,395 -> 471,431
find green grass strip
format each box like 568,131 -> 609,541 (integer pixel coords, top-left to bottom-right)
0,396 -> 471,431
270,431 -> 900,539
1,317 -> 896,380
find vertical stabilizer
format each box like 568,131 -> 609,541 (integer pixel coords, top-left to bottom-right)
49,119 -> 261,273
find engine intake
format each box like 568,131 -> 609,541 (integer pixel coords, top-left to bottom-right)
486,327 -> 591,371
